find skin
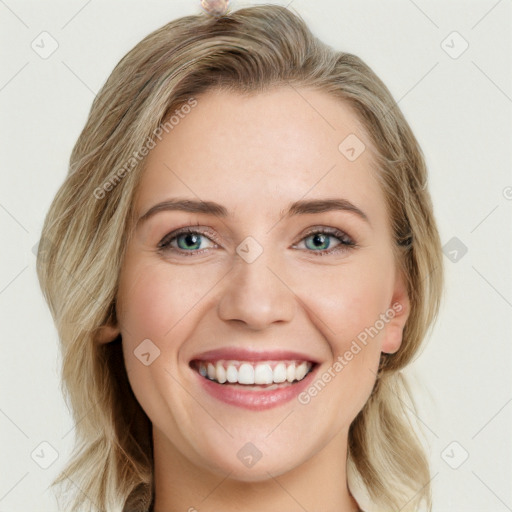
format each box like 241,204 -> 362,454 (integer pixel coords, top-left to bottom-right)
98,86 -> 410,512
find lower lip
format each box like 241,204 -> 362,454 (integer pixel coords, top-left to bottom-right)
193,365 -> 317,411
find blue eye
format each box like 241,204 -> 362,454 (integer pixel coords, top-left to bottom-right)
295,228 -> 356,254
303,233 -> 340,251
158,226 -> 356,256
158,228 -> 216,255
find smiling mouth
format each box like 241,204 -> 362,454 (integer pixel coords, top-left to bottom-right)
190,360 -> 315,388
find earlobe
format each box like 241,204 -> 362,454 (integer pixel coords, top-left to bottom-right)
96,323 -> 121,344
381,271 -> 411,355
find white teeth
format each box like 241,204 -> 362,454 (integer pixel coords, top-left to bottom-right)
254,364 -> 273,385
295,361 -> 308,381
273,362 -> 287,383
238,363 -> 255,384
215,362 -> 226,384
197,360 -> 313,385
226,364 -> 238,383
286,363 -> 296,383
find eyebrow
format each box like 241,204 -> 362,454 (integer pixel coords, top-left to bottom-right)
137,197 -> 370,227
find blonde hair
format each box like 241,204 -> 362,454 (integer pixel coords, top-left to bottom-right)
36,5 -> 443,511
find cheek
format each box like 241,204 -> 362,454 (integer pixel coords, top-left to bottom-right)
292,253 -> 394,412
115,259 -> 195,395
297,258 -> 393,349
115,259 -> 205,433
115,257 -> 222,410
116,257 -> 219,344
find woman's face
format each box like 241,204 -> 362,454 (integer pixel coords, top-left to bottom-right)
110,86 -> 410,481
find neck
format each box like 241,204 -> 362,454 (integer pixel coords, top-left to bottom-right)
151,426 -> 360,512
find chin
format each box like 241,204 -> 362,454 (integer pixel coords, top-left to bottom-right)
189,435 -> 306,482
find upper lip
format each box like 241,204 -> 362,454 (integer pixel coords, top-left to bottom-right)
189,347 -> 320,364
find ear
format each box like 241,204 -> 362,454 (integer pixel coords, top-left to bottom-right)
381,269 -> 410,355
96,320 -> 121,344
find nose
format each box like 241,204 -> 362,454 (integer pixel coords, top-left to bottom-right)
217,247 -> 296,330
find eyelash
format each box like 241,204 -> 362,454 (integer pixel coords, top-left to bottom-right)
157,226 -> 357,257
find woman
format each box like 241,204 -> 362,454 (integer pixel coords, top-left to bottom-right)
36,4 -> 443,511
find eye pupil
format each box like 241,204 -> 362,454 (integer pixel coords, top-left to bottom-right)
307,233 -> 330,250
178,233 -> 201,250
313,234 -> 325,246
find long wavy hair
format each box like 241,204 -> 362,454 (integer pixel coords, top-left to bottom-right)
36,4 -> 443,511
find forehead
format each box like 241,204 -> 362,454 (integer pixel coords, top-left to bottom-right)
135,86 -> 386,225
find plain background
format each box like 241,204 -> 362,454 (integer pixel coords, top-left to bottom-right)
1,0 -> 511,510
